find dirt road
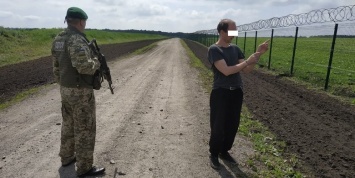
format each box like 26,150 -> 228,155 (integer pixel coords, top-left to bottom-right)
0,38 -> 254,178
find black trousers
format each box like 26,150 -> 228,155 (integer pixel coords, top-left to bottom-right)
209,88 -> 243,156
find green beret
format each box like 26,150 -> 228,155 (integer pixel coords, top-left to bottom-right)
65,7 -> 88,20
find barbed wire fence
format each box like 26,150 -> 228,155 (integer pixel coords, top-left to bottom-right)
238,5 -> 355,31
187,5 -> 355,96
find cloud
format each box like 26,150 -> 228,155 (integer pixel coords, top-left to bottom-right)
133,4 -> 170,16
0,0 -> 352,32
0,11 -> 14,18
267,0 -> 300,6
23,15 -> 40,21
95,0 -> 126,6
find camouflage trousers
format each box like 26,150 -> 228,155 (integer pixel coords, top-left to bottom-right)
59,86 -> 96,175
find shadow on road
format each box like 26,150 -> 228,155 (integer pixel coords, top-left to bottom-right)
216,160 -> 249,178
58,164 -> 76,178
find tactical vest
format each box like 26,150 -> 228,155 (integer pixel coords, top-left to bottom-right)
52,28 -> 94,89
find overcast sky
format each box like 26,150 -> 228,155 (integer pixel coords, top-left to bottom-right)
0,0 -> 353,33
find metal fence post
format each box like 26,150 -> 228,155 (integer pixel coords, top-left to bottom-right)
268,29 -> 274,70
200,34 -> 202,44
254,31 -> 258,52
291,27 -> 299,75
210,34 -> 213,46
243,32 -> 247,54
207,34 -> 209,46
204,33 -> 207,46
324,23 -> 338,90
203,34 -> 205,46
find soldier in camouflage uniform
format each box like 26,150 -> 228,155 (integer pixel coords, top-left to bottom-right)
51,7 -> 105,177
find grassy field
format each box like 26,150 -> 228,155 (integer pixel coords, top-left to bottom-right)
0,27 -> 166,67
193,35 -> 355,102
237,37 -> 355,98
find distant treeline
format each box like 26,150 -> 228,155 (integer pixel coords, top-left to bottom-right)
311,35 -> 355,38
99,28 -> 193,38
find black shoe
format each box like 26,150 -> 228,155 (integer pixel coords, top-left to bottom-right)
62,157 -> 76,167
219,152 -> 238,165
77,166 -> 105,177
209,155 -> 220,170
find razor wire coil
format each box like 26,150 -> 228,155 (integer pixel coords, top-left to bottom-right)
239,5 -> 355,31
198,5 -> 355,33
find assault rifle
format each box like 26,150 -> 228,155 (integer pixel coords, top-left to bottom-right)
88,39 -> 114,94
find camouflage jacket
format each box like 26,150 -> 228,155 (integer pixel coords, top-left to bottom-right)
51,26 -> 100,89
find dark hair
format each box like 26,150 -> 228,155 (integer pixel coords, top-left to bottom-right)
217,19 -> 235,34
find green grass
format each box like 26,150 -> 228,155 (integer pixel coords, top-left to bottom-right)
0,87 -> 41,110
0,27 -> 166,110
180,39 -> 213,91
239,108 -> 306,178
239,37 -> 355,98
0,28 -> 59,67
195,35 -> 355,99
180,39 -> 306,177
0,27 -> 166,67
85,29 -> 166,44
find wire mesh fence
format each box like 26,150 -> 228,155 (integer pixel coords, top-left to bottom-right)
186,5 -> 355,97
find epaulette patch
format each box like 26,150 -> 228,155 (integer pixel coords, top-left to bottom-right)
54,41 -> 65,52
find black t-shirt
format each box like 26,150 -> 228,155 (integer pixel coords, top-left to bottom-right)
208,44 -> 245,89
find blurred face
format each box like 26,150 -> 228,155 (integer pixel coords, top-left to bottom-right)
76,19 -> 86,32
81,19 -> 86,29
224,23 -> 237,43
